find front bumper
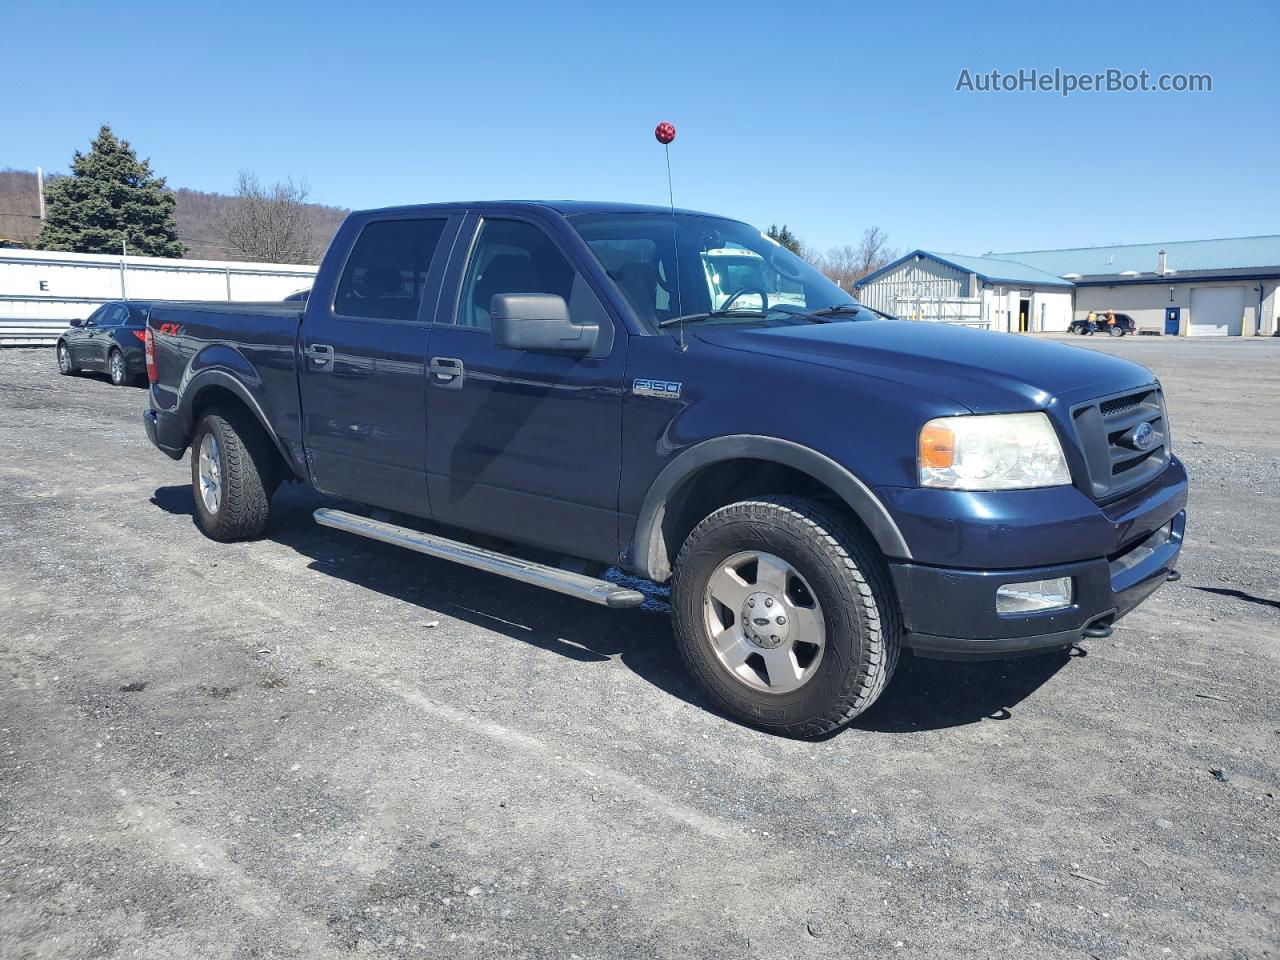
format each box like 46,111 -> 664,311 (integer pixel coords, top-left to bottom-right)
890,508 -> 1186,660
143,407 -> 188,461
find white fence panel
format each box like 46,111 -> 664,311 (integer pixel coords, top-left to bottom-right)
891,295 -> 989,328
0,249 -> 317,345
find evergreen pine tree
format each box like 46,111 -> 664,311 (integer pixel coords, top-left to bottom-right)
38,125 -> 185,257
766,223 -> 802,255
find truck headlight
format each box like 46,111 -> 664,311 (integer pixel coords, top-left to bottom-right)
919,412 -> 1071,490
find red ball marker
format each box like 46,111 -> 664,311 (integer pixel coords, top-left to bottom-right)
655,121 -> 676,144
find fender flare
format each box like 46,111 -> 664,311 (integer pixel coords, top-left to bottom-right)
179,369 -> 299,476
629,435 -> 912,582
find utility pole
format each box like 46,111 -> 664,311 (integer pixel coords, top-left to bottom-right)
36,166 -> 45,221
120,238 -> 128,300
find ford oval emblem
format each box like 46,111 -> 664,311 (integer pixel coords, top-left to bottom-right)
1133,422 -> 1155,450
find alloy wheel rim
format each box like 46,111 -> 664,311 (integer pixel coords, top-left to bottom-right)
702,550 -> 827,694
58,346 -> 69,372
111,353 -> 124,382
198,433 -> 223,514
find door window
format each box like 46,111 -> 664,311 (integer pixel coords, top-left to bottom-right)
101,305 -> 128,326
334,218 -> 448,321
456,219 -> 604,330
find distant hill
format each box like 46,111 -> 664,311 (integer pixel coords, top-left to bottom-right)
0,168 -> 348,263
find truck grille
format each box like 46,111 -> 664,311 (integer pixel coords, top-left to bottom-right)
1070,385 -> 1169,500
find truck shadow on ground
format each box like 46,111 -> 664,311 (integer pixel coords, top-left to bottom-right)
150,483 -> 1072,735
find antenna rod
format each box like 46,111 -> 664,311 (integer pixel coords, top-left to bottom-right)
655,122 -> 685,350
664,145 -> 685,350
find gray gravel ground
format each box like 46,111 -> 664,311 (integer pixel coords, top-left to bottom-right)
0,335 -> 1277,960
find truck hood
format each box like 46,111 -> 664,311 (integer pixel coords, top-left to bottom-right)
694,319 -> 1157,412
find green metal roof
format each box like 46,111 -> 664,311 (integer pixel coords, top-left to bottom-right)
988,235 -> 1280,278
854,250 -> 1075,289
920,251 -> 1076,287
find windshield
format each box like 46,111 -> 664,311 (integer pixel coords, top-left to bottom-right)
569,213 -> 867,330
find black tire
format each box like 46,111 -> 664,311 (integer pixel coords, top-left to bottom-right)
670,495 -> 900,738
108,349 -> 129,386
190,405 -> 280,542
57,342 -> 77,376
1108,325 -> 1124,337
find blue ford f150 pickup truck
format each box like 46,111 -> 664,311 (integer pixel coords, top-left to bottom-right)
143,201 -> 1187,737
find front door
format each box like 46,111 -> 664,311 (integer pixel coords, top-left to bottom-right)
1018,298 -> 1031,333
68,305 -> 108,364
424,213 -> 626,563
89,303 -> 128,368
298,213 -> 460,517
77,303 -> 120,367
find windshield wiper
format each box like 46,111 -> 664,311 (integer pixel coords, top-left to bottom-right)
658,303 -> 870,328
806,303 -> 863,317
658,309 -> 766,328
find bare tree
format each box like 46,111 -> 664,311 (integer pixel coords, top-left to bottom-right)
218,171 -> 319,264
810,228 -> 897,291
815,244 -> 862,291
852,226 -> 896,281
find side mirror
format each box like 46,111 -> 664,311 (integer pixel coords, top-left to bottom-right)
68,318 -> 83,327
490,293 -> 599,356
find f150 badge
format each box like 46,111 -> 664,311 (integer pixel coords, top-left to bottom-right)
633,378 -> 682,400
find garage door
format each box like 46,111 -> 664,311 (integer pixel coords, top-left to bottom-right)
1189,286 -> 1244,337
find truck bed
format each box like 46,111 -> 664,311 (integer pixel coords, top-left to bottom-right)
147,301 -> 307,472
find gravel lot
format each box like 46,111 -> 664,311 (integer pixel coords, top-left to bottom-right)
1,336 -> 1277,959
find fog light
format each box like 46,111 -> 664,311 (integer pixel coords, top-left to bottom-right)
996,577 -> 1073,614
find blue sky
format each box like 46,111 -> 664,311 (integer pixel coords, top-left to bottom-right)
2,0 -> 1275,256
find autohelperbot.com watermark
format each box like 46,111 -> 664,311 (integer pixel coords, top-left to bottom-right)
955,67 -> 1212,97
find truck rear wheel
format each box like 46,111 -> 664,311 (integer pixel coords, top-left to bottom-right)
671,496 -> 900,738
190,406 -> 280,542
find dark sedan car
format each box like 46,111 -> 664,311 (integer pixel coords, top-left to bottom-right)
56,301 -> 153,386
1068,312 -> 1137,336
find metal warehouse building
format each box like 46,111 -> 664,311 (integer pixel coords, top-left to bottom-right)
856,235 -> 1280,337
0,248 -> 317,345
852,250 -> 1075,332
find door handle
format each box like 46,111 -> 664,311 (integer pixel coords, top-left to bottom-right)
305,343 -> 335,367
429,356 -> 464,390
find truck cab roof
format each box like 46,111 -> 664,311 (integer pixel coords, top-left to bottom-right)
350,199 -> 735,221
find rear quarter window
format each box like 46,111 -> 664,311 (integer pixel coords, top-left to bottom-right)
334,219 -> 448,321
124,305 -> 150,326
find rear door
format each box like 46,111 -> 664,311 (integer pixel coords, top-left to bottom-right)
423,209 -> 628,562
298,212 -> 462,516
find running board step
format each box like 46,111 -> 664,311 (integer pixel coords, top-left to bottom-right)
313,508 -> 644,609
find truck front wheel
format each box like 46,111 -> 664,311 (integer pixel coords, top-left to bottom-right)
190,406 -> 280,542
671,496 -> 900,738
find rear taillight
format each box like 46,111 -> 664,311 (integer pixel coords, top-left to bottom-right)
132,330 -> 147,343
144,327 -> 157,383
